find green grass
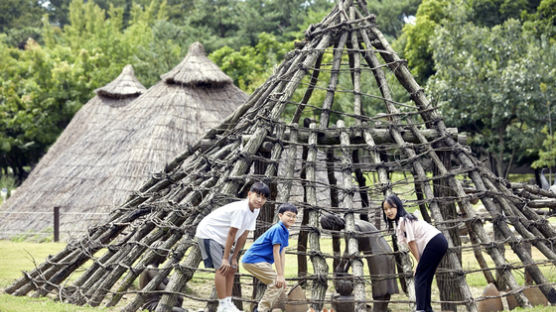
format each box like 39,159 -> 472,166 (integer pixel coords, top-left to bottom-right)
0,241 -> 119,312
0,294 -> 111,312
1,237 -> 554,312
460,234 -> 556,286
507,307 -> 556,312
0,241 -> 67,288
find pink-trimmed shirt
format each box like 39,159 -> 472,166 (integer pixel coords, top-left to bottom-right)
396,217 -> 441,257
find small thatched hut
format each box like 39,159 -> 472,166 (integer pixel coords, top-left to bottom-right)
0,64 -> 145,238
31,65 -> 146,174
0,42 -> 246,239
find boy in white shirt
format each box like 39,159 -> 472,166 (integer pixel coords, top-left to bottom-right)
195,182 -> 270,312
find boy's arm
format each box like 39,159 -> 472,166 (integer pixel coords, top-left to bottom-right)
280,248 -> 286,278
233,230 -> 250,263
273,244 -> 286,288
220,227 -> 239,274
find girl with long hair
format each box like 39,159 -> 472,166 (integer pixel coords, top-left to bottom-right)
382,194 -> 448,312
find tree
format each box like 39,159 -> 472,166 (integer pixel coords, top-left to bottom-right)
0,0 -> 46,32
522,0 -> 556,39
43,0 -> 72,27
0,0 -> 176,178
394,0 -> 453,83
468,0 -> 541,27
0,37 -> 82,180
395,0 -> 548,84
366,0 -> 422,39
209,32 -> 293,91
427,19 -> 555,177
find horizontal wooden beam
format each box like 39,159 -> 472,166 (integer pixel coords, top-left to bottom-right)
200,127 -> 464,153
292,127 -> 462,145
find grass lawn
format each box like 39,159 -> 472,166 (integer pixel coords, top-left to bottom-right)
1,239 -> 554,312
1,172 -> 553,311
0,240 -> 114,311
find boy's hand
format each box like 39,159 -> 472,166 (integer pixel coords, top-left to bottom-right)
218,258 -> 232,274
275,275 -> 286,288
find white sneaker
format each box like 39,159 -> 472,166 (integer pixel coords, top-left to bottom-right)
226,301 -> 244,312
216,304 -> 231,312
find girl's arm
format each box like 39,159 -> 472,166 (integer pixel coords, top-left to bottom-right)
408,240 -> 420,262
400,218 -> 419,262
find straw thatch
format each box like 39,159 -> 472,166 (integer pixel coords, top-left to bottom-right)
95,65 -> 147,99
5,1 -> 556,312
0,43 -> 246,239
17,65 -> 146,180
161,42 -> 233,87
0,64 -> 145,237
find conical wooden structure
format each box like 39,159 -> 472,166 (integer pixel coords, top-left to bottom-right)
5,2 -> 556,312
0,43 -> 246,239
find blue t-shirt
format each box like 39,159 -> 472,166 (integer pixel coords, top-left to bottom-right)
242,221 -> 289,264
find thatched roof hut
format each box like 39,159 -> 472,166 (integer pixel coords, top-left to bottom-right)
30,65 -> 146,174
0,64 -> 145,238
0,43 -> 246,239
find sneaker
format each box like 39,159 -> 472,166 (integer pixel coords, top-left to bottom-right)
227,302 -> 245,312
216,304 -> 231,312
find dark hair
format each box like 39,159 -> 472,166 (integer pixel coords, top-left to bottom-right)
381,194 -> 417,225
249,181 -> 270,198
320,213 -> 345,231
278,203 -> 297,214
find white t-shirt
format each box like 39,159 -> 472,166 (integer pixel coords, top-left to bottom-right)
396,217 -> 441,257
195,199 -> 260,246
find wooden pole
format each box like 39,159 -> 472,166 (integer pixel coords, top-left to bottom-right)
53,207 -> 60,242
338,120 -> 366,311
362,14 -> 528,309
307,122 -> 329,310
357,14 -> 477,310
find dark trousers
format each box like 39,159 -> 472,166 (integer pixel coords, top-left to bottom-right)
415,233 -> 448,312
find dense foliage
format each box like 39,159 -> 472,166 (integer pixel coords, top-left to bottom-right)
0,0 -> 554,181
396,0 -> 554,177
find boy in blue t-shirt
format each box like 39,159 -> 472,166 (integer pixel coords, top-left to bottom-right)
241,203 -> 298,312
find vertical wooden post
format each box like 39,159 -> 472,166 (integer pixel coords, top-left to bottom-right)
250,150 -> 274,311
298,118 -> 311,288
433,150 -> 462,311
53,206 -> 60,242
